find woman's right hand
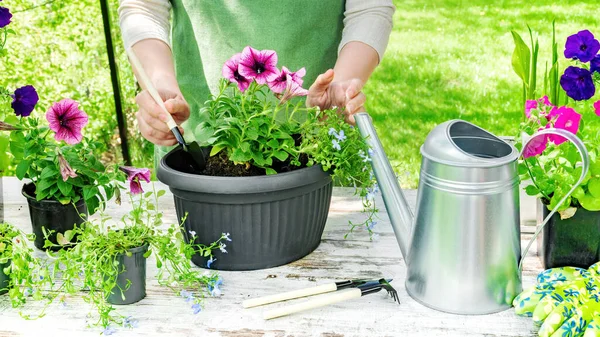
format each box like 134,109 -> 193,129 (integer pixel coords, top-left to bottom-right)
135,87 -> 190,146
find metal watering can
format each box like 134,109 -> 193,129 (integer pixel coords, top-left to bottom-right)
354,113 -> 590,315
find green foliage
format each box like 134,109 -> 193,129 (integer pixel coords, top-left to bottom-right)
43,186 -> 226,329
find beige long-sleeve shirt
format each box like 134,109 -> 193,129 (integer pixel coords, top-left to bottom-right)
118,0 -> 395,61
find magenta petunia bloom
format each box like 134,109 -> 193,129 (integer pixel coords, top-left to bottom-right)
238,46 -> 279,85
595,100 -> 600,117
46,99 -> 89,145
524,100 -> 537,118
58,153 -> 77,182
11,85 -> 39,117
222,53 -> 252,92
564,30 -> 600,63
548,106 -> 581,145
268,66 -> 306,94
119,166 -> 151,194
0,6 -> 11,28
522,133 -> 548,159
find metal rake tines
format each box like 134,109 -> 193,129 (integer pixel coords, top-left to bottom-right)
378,278 -> 400,304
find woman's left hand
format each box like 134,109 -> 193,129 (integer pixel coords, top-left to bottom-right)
306,69 -> 366,125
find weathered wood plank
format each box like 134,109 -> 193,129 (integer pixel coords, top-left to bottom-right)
0,177 -> 541,336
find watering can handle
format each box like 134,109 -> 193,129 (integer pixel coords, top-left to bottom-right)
518,129 -> 590,272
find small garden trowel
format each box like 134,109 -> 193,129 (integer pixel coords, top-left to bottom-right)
125,48 -> 207,172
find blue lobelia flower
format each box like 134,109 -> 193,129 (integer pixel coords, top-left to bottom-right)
103,326 -> 117,335
591,55 -> 600,74
219,243 -> 227,253
335,130 -> 346,142
180,290 -> 194,302
122,316 -> 139,328
188,230 -> 196,237
564,30 -> 600,62
208,277 -> 223,297
192,303 -> 202,314
222,232 -> 232,242
560,66 -> 595,101
328,128 -> 338,136
207,257 -> 216,268
367,221 -> 377,230
331,139 -> 341,151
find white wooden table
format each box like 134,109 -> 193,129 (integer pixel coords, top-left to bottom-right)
0,177 -> 541,337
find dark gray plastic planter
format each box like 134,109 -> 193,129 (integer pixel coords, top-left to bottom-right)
0,260 -> 9,295
157,147 -> 333,271
22,183 -> 88,251
537,200 -> 600,269
107,244 -> 148,305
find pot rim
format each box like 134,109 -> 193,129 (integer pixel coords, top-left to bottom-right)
21,182 -> 85,206
157,147 -> 331,194
120,243 -> 149,255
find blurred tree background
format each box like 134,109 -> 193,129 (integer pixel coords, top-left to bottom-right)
2,0 -> 598,187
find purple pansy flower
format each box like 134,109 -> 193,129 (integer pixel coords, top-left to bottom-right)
560,66 -> 595,101
58,153 -> 77,182
0,6 -> 11,28
591,55 -> 600,74
222,53 -> 252,92
118,166 -> 151,194
267,66 -> 306,94
46,98 -> 89,144
564,30 -> 600,62
238,46 -> 279,85
11,85 -> 39,117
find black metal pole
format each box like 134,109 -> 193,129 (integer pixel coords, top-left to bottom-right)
99,0 -> 131,166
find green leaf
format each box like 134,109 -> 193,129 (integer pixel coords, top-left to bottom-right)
590,160 -> 600,176
56,233 -> 69,245
83,186 -> 99,201
580,193 -> 600,211
36,179 -> 55,193
157,190 -> 166,197
511,31 -> 531,86
273,151 -> 288,162
210,145 -> 225,156
40,166 -> 58,180
86,196 -> 100,215
525,185 -> 539,196
15,159 -> 31,180
588,177 -> 600,199
572,186 -> 585,200
56,179 -> 73,196
265,168 -> 277,175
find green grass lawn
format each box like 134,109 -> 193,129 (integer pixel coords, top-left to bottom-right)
367,0 -> 599,187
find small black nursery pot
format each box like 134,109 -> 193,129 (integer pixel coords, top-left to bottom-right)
107,244 -> 148,305
22,183 -> 88,251
0,260 -> 9,295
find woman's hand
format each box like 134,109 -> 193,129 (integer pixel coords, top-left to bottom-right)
306,69 -> 366,125
135,87 -> 190,146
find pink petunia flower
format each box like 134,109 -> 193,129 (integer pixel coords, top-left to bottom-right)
119,166 -> 151,195
58,153 -> 77,182
268,66 -> 306,94
548,106 -> 581,145
594,100 -> 600,117
525,100 -> 537,118
522,133 -> 548,159
222,53 -> 252,92
539,96 -> 552,106
238,46 -> 279,85
279,78 -> 309,103
46,99 -> 89,145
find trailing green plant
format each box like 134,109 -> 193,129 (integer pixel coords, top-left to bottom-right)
43,181 -> 227,333
195,46 -> 378,237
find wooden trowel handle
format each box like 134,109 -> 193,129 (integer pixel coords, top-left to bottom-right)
243,283 -> 337,308
125,47 -> 178,130
263,288 -> 362,320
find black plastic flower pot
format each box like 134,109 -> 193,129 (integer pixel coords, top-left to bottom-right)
157,147 -> 333,271
107,244 -> 148,305
0,260 -> 10,295
537,200 -> 600,269
22,183 -> 88,251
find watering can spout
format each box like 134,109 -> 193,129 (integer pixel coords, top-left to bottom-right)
355,113 -> 414,261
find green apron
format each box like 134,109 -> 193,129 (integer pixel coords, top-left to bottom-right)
156,0 -> 345,164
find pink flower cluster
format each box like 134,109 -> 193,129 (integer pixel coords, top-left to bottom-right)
522,96 -> 583,158
222,46 -> 308,98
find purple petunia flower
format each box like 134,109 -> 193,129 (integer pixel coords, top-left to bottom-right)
222,53 -> 252,93
11,85 -> 39,117
238,46 -> 279,85
560,66 -> 595,101
591,55 -> 600,74
191,303 -> 202,314
0,6 -> 11,28
118,166 -> 151,194
46,98 -> 89,144
267,66 -> 306,94
564,30 -> 600,62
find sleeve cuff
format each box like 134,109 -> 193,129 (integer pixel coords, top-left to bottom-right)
120,16 -> 171,50
338,7 -> 394,62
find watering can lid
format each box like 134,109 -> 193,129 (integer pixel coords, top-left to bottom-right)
420,120 -> 519,167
